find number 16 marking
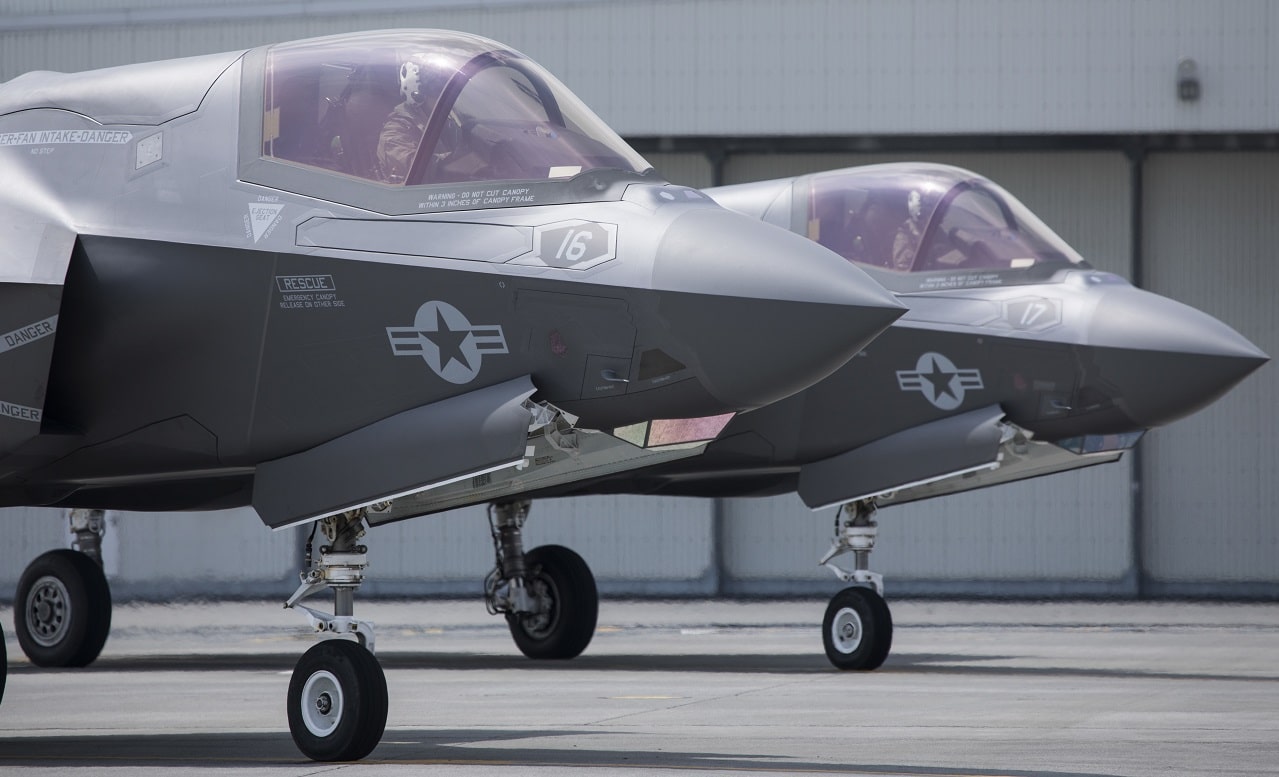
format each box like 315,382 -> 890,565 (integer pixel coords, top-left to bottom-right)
556,229 -> 590,263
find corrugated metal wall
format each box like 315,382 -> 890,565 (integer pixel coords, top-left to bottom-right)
1142,153 -> 1279,594
645,153 -> 715,190
108,509 -> 300,597
363,496 -> 714,597
5,0 -> 260,12
0,508 -> 69,590
3,0 -> 1279,135
2,495 -> 716,599
0,509 -> 301,597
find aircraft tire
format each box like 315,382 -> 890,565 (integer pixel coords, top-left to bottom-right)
14,549 -> 112,668
822,586 -> 893,671
287,639 -> 388,762
506,544 -> 598,660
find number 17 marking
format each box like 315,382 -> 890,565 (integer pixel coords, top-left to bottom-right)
1020,302 -> 1048,326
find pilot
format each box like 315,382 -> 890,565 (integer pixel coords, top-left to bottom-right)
850,192 -> 903,268
377,53 -> 453,184
890,189 -> 925,271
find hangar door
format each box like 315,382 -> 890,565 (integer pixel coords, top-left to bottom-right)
1141,152 -> 1279,592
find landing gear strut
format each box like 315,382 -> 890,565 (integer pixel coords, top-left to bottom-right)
284,510 -> 388,761
818,500 -> 893,670
13,509 -> 112,668
485,500 -> 598,659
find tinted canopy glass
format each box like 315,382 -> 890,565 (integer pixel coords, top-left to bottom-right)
260,31 -> 650,187
805,164 -> 1085,274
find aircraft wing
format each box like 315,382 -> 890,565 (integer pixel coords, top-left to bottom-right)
252,376 -> 536,528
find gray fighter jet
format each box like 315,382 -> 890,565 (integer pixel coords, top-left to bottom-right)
0,32 -> 904,760
515,163 -> 1267,672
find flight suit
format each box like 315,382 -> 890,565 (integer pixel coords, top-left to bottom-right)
377,101 -> 430,184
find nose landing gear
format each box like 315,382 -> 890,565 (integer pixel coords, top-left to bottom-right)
284,510 -> 387,761
818,500 -> 893,670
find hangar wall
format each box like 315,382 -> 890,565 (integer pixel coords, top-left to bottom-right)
3,0 -> 1278,135
1,0 -> 1275,599
0,498 -> 719,599
1141,153 -> 1279,594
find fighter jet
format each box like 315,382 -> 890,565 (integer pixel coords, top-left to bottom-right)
0,31 -> 904,760
513,163 -> 1267,672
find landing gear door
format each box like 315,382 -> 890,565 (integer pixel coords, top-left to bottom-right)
798,405 -> 1006,510
253,376 -> 537,529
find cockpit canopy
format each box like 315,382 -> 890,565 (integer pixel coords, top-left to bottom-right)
258,30 -> 651,187
803,164 -> 1085,274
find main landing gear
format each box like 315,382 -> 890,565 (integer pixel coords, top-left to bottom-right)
284,509 -> 387,761
281,499 -> 600,760
13,508 -> 112,669
818,500 -> 893,671
484,500 -> 598,660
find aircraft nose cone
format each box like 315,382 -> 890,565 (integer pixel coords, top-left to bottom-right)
1085,286 -> 1268,428
653,207 -> 904,410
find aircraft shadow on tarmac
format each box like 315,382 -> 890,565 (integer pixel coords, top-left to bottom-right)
7,649 -> 1274,684
0,728 -> 1125,776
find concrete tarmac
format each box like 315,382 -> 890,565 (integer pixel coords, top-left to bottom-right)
1,598 -> 1277,776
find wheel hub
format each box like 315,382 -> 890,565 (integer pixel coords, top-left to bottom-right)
26,575 -> 71,648
831,607 -> 863,654
300,670 -> 343,737
519,574 -> 559,639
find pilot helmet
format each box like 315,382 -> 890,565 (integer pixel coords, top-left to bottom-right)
399,52 -> 453,108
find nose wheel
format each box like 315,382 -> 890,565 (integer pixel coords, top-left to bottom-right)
287,638 -> 388,762
822,586 -> 893,670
